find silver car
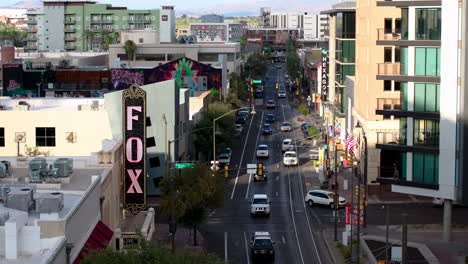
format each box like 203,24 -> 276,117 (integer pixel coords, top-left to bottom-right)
278,90 -> 286,98
281,122 -> 292,132
256,144 -> 269,158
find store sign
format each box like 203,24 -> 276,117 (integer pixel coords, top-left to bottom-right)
321,49 -> 329,101
123,85 -> 147,214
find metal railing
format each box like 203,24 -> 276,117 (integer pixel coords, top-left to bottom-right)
376,132 -> 400,144
376,98 -> 401,110
377,28 -> 402,41
27,28 -> 38,32
377,63 -> 402,75
64,28 -> 75,33
27,20 -> 37,24
64,20 -> 76,25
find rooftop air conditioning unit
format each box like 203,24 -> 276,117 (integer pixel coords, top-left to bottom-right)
28,169 -> 42,183
53,158 -> 73,177
0,163 -> 8,178
0,184 -> 35,202
0,211 -> 9,225
35,192 -> 64,213
5,187 -> 35,212
29,157 -> 47,172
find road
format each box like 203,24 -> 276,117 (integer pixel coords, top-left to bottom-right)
201,62 -> 335,264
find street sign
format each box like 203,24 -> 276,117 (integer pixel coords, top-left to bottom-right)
175,163 -> 195,169
253,80 -> 262,84
247,163 -> 257,174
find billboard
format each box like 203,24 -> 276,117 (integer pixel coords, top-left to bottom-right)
321,49 -> 329,101
122,85 -> 147,214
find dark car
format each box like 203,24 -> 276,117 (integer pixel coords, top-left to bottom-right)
236,112 -> 249,121
250,232 -> 275,261
265,114 -> 275,123
301,123 -> 312,139
266,100 -> 276,109
261,124 -> 273,135
254,89 -> 263,99
236,115 -> 246,124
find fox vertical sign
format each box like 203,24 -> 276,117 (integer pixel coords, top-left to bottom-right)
123,85 -> 147,214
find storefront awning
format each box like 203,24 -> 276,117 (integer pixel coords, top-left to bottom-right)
73,220 -> 114,264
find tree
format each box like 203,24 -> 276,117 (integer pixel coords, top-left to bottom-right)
83,29 -> 97,51
101,31 -> 120,50
229,72 -> 249,102
123,40 -> 137,67
245,52 -> 267,79
0,23 -> 25,47
193,103 -> 235,159
160,164 -> 224,246
81,239 -> 224,264
240,36 -> 248,55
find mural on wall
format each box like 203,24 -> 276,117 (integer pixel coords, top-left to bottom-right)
111,69 -> 145,90
145,57 -> 221,96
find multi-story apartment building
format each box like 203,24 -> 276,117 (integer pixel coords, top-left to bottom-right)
189,22 -> 242,43
0,8 -> 27,29
200,14 -> 224,23
303,14 -> 329,40
25,1 -> 172,52
373,0 -> 466,217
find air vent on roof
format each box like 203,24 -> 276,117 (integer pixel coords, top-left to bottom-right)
35,192 -> 64,213
5,187 -> 34,212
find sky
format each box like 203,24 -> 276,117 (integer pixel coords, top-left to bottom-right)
4,0 -> 341,16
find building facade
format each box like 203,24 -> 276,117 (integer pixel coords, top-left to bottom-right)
303,14 -> 328,40
26,1 -> 163,52
189,22 -> 242,43
200,14 -> 224,23
0,8 -> 27,29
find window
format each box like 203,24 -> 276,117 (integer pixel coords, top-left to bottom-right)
384,19 -> 392,34
414,83 -> 440,112
395,47 -> 400,62
414,119 -> 439,146
139,38 -> 144,43
415,8 -> 441,40
0,128 -> 4,147
36,127 -> 55,147
384,47 -> 392,62
384,80 -> 392,91
394,82 -> 401,91
198,53 -> 219,62
413,153 -> 439,184
395,19 -> 402,34
399,118 -> 407,144
415,47 -> 440,76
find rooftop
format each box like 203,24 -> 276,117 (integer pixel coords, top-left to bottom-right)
0,97 -> 106,111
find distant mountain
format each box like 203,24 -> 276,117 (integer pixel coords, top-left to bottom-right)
6,0 -> 41,8
223,11 -> 256,17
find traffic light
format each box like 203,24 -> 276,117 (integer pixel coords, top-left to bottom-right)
275,83 -> 279,89
250,80 -> 253,85
257,162 -> 264,176
224,165 -> 229,178
348,155 -> 353,165
342,149 -> 348,161
326,158 -> 330,171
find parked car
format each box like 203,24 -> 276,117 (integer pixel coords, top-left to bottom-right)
261,124 -> 273,135
301,123 -> 312,139
239,107 -> 251,115
277,90 -> 286,98
218,154 -> 231,165
266,100 -> 276,109
282,139 -> 295,152
250,194 -> 270,216
283,151 -> 298,166
250,232 -> 275,261
281,122 -> 292,132
265,114 -> 276,123
235,115 -> 246,124
220,148 -> 232,157
304,190 -> 346,209
256,144 -> 269,158
234,124 -> 243,134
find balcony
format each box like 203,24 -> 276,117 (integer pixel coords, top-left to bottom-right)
27,28 -> 38,32
64,28 -> 75,33
64,20 -> 76,25
376,28 -> 440,46
377,132 -> 400,145
65,45 -> 76,50
65,37 -> 76,42
27,20 -> 37,25
26,45 -> 38,51
376,63 -> 440,83
90,19 -> 113,24
26,36 -> 37,41
128,19 -> 152,24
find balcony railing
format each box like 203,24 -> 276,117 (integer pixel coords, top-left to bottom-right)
376,132 -> 400,145
377,63 -> 402,75
128,19 -> 152,24
377,98 -> 401,111
64,20 -> 76,25
377,28 -> 403,41
64,28 -> 75,33
90,19 -> 113,24
27,28 -> 38,32
65,45 -> 76,50
65,37 -> 76,41
27,20 -> 37,25
26,45 -> 38,50
26,36 -> 37,41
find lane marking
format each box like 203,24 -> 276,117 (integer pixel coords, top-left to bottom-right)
287,167 -> 306,264
230,111 -> 258,200
283,104 -> 323,264
208,210 -> 216,218
245,111 -> 264,199
243,232 -> 251,264
224,232 -> 228,263
282,235 -> 286,245
276,191 -> 279,197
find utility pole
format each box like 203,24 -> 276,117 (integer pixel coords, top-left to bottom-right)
334,143 -> 338,241
363,132 -> 368,228
384,205 -> 390,263
356,166 -> 361,264
402,214 -> 408,264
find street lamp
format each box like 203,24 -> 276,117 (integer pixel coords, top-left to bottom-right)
212,106 -> 256,170
355,121 -> 368,228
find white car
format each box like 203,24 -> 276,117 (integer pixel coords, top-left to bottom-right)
283,151 -> 298,166
235,124 -> 243,134
278,90 -> 286,98
280,122 -> 292,132
250,194 -> 270,216
218,154 -> 231,165
305,190 -> 346,209
256,144 -> 269,158
282,139 -> 295,152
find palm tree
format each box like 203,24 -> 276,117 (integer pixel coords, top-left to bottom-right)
101,30 -> 120,51
123,40 -> 137,67
83,29 -> 96,51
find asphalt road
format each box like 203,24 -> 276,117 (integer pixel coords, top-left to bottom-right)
201,62 -> 335,264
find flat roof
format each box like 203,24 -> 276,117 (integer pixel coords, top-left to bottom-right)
0,97 -> 106,111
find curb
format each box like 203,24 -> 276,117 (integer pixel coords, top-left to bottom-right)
321,230 -> 337,264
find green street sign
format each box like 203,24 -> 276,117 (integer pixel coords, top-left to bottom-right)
322,49 -> 328,55
324,144 -> 328,150
253,80 -> 262,84
175,163 -> 195,169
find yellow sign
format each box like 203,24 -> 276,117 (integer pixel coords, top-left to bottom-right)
319,149 -> 324,165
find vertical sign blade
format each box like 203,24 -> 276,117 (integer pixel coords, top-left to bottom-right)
123,84 -> 147,214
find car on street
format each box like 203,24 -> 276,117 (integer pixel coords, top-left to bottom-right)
282,139 -> 295,152
277,90 -> 286,98
261,124 -> 272,135
239,107 -> 251,115
301,123 -> 312,138
250,232 -> 275,261
218,154 -> 231,165
236,112 -> 249,121
266,100 -> 276,109
235,115 -> 246,124
234,124 -> 243,134
280,122 -> 292,132
220,148 -> 232,157
250,194 -> 270,216
276,65 -> 282,69
283,151 -> 298,166
304,190 -> 346,209
256,144 -> 269,159
265,114 -> 276,123
255,89 -> 263,99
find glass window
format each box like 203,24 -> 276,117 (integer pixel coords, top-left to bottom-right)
413,153 -> 439,184
384,19 -> 392,34
395,19 -> 402,34
415,8 -> 441,40
198,53 -> 219,62
415,47 -> 440,76
413,119 -> 439,146
394,82 -> 401,91
167,54 -> 185,61
414,83 -> 440,112
401,9 -> 409,40
36,127 -> 56,147
399,47 -> 408,75
336,40 -> 355,63
384,80 -> 392,91
399,118 -> 407,144
135,54 -> 165,61
400,152 -> 407,180
384,47 -> 392,62
0,128 -> 4,147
